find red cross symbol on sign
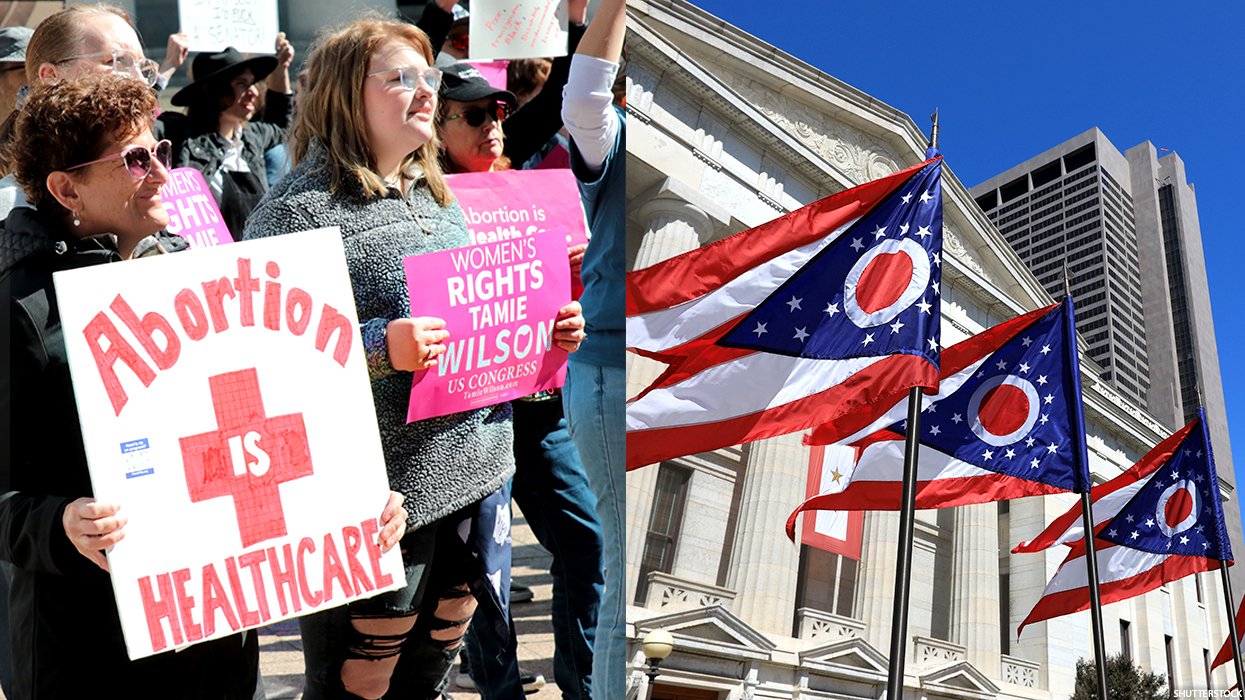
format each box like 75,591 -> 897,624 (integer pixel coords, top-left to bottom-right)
179,368 -> 314,548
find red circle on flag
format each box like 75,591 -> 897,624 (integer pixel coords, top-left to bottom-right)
1164,488 -> 1194,527
1155,481 -> 1199,537
856,252 -> 913,313
978,384 -> 1030,437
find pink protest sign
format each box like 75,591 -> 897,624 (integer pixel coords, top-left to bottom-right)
447,169 -> 588,248
160,168 -> 233,247
465,60 -> 509,90
403,228 -> 571,423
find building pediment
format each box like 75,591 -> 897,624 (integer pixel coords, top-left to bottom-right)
634,605 -> 776,662
799,637 -> 888,682
629,0 -> 1051,317
919,661 -> 1001,699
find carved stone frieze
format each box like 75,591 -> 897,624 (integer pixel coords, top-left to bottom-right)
944,224 -> 989,281
702,60 -> 901,183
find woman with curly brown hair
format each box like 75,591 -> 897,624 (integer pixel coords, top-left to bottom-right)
0,72 -> 258,699
244,17 -> 585,700
0,70 -> 410,699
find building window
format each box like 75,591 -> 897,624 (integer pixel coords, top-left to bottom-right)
999,572 -> 1011,655
1195,572 -> 1205,605
1205,648 -> 1213,689
794,546 -> 859,620
1121,619 -> 1132,660
1165,635 -> 1177,696
636,463 -> 692,604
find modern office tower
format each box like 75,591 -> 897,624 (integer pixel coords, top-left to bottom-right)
969,133 -> 1239,599
969,130 -> 1149,409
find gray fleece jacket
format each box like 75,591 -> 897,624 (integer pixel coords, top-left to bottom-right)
242,146 -> 513,529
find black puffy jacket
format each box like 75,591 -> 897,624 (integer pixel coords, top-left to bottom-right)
0,207 -> 260,699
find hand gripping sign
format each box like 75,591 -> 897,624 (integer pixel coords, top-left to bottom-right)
53,228 -> 403,660
404,228 -> 572,422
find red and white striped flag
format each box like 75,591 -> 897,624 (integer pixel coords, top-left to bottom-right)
626,156 -> 944,470
1018,411 -> 1233,636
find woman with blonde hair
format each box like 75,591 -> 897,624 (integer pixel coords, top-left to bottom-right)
244,17 -> 585,699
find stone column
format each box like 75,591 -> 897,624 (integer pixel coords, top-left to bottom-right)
724,432 -> 806,636
950,502 -> 1001,679
625,194 -> 715,601
855,509 -> 901,652
633,195 -> 713,270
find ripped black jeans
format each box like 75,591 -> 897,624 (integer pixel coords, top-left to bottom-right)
298,487 -> 512,700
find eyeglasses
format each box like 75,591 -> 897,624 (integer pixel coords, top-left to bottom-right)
66,140 -> 172,180
444,103 -> 510,127
448,33 -> 469,53
367,65 -> 442,93
56,49 -> 159,87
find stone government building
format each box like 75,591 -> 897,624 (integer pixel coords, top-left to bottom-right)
624,1 -> 1243,698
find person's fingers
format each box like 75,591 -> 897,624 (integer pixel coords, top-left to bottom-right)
83,548 -> 109,572
79,501 -> 120,520
85,514 -> 127,535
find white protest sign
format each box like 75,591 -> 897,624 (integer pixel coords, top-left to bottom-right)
53,229 -> 403,660
469,0 -> 568,61
178,0 -> 279,55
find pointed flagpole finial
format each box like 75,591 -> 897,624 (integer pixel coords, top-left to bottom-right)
929,108 -> 940,150
1062,259 -> 1071,300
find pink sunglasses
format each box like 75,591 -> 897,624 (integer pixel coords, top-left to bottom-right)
65,140 -> 172,180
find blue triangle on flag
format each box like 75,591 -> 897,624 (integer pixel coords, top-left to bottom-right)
717,159 -> 942,364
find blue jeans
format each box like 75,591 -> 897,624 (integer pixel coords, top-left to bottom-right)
465,398 -> 603,698
562,362 -> 624,697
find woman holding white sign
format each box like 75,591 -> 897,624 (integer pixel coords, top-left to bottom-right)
243,17 -> 586,700
0,72 -> 410,700
0,73 -> 254,700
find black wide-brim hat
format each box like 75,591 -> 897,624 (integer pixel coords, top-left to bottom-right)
171,47 -> 278,107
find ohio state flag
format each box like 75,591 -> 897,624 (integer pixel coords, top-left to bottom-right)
627,153 -> 944,470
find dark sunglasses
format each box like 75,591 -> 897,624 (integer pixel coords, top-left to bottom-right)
444,103 -> 510,128
66,140 -> 172,180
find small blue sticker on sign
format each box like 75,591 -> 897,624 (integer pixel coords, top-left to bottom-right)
120,438 -> 154,479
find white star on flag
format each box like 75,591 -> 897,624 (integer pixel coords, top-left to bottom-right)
787,296 -> 802,312
794,327 -> 809,342
824,302 -> 840,316
752,322 -> 768,336
850,238 -> 864,251
890,320 -> 905,334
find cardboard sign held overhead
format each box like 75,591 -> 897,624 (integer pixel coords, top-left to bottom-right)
178,0 -> 279,55
469,0 -> 568,61
54,229 -> 403,660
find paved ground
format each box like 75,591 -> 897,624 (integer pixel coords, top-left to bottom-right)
259,507 -> 564,699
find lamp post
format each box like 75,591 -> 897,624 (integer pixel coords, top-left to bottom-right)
641,629 -> 675,699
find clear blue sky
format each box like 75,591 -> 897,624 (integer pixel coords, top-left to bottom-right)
684,0 -> 1245,492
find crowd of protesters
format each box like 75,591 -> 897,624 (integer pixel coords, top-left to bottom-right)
0,0 -> 625,698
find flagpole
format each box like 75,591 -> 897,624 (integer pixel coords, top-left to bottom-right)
1219,561 -> 1245,691
886,386 -> 922,697
884,113 -> 941,699
1077,495 -> 1110,699
1059,277 -> 1110,700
